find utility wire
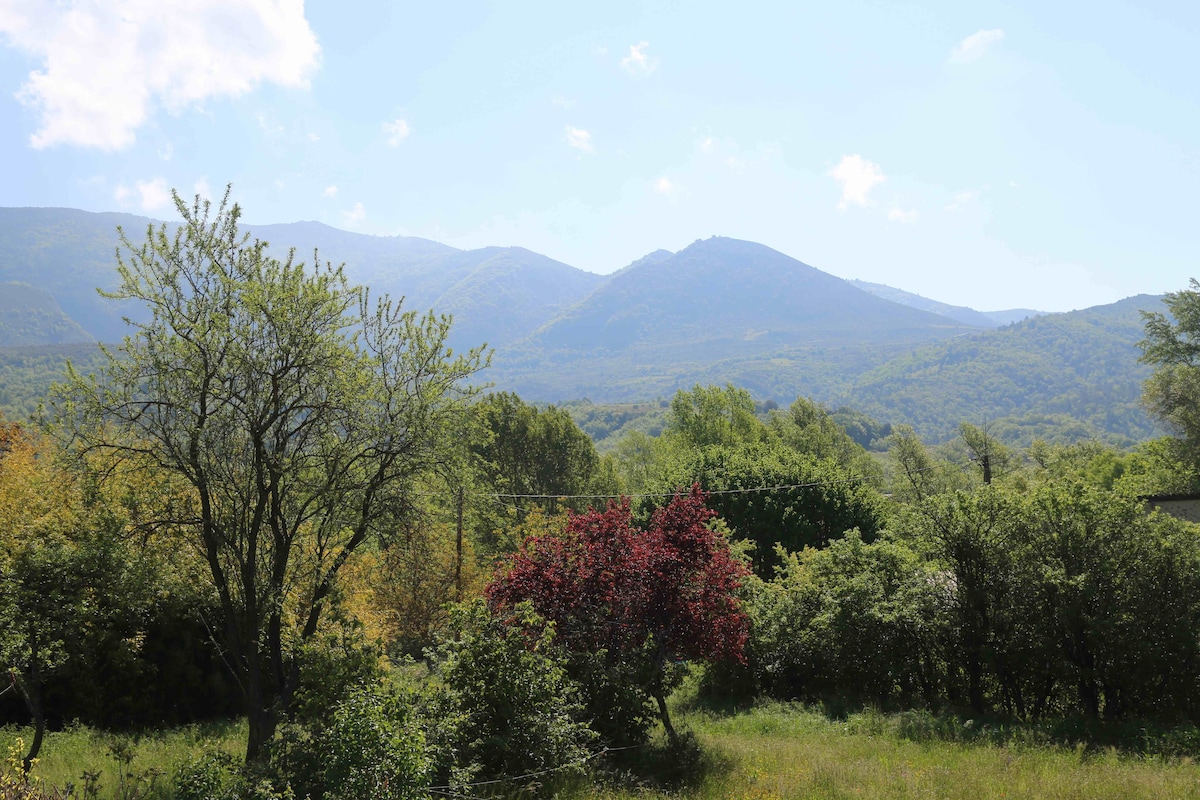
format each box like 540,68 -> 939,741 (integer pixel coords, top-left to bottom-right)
413,464 -> 940,503
425,744 -> 646,797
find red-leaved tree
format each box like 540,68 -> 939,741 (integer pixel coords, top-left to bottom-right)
487,485 -> 750,742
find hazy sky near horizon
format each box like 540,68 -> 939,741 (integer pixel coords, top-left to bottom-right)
0,1 -> 1197,312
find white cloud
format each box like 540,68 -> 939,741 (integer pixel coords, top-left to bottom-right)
699,136 -> 716,154
565,126 -> 594,154
653,177 -> 674,195
828,155 -> 886,209
158,142 -> 173,161
115,177 -> 171,211
193,177 -> 212,201
946,189 -> 979,211
322,185 -> 338,198
551,95 -> 576,109
343,202 -> 365,226
0,0 -> 320,150
307,131 -> 320,142
382,118 -> 410,146
887,208 -> 919,223
950,29 -> 1005,63
620,41 -> 658,76
137,178 -> 171,211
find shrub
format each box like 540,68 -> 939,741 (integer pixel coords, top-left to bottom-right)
319,685 -> 430,800
749,531 -> 949,707
433,601 -> 596,792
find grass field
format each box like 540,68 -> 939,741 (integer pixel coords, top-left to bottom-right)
5,705 -> 1200,799
577,704 -> 1200,800
1,720 -> 243,799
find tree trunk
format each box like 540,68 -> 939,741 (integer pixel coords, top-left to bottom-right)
14,648 -> 45,777
243,652 -> 278,764
245,703 -> 278,765
965,649 -> 986,715
654,689 -> 678,744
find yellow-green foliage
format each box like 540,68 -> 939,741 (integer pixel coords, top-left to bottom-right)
340,521 -> 487,658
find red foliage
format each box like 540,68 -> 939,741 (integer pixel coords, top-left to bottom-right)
487,484 -> 750,665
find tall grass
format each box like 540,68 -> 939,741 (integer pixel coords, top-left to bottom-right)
0,721 -> 242,799
577,703 -> 1200,799
5,706 -> 1200,799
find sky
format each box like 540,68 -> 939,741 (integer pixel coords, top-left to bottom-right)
0,1 -> 1198,312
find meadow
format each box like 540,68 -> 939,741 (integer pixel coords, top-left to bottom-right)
7,703 -> 1200,800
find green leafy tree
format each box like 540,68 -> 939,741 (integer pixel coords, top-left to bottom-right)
0,424 -> 160,773
665,384 -> 764,449
53,189 -> 486,762
1139,279 -> 1200,455
646,441 -> 886,576
887,424 -> 972,503
433,601 -> 596,791
768,397 -> 882,476
893,486 -> 1023,714
747,532 -> 948,707
315,685 -> 431,800
471,392 -> 607,515
959,423 -> 1012,485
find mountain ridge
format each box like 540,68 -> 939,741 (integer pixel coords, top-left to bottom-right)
0,206 -> 1163,446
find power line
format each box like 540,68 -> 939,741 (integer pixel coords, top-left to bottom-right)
425,744 -> 646,797
414,464 -> 940,504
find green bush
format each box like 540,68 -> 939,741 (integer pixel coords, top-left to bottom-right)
319,685 -> 430,800
270,683 -> 430,800
172,751 -> 243,800
174,750 -> 297,800
748,531 -> 949,707
433,601 -> 596,792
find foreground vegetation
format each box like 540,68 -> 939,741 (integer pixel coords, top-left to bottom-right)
8,192 -> 1200,798
9,702 -> 1200,799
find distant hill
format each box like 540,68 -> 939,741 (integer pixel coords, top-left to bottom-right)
983,308 -> 1044,326
0,282 -> 94,346
0,207 -> 1169,449
529,238 -> 977,352
247,225 -> 602,349
396,247 -> 603,350
849,279 -> 1044,328
0,208 -> 602,351
0,207 -> 159,340
490,237 -> 981,400
841,295 -> 1161,444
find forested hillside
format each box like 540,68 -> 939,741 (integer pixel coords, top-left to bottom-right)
0,208 -> 1168,447
490,236 -> 982,402
0,283 -> 93,346
523,237 -> 975,353
0,343 -> 104,419
0,207 -> 603,350
0,208 -> 155,340
843,295 -> 1161,444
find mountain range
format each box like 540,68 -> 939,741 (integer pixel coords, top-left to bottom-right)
0,207 -> 1167,444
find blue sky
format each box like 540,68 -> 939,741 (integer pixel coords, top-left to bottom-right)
1,0 -> 1197,312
